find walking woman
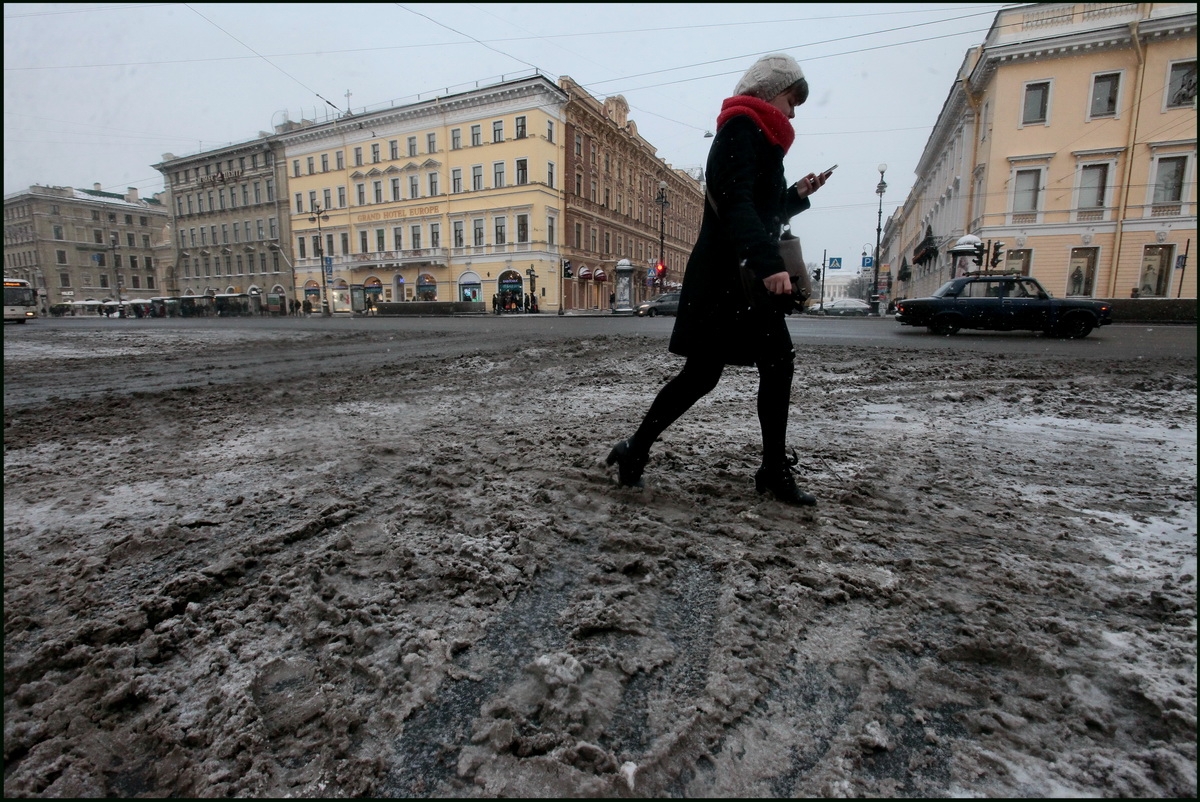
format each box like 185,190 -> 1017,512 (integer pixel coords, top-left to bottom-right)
607,53 -> 829,505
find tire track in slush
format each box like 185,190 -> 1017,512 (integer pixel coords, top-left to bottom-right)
381,567 -> 575,796
601,561 -> 719,773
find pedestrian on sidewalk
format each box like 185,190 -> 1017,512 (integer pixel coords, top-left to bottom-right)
607,53 -> 829,505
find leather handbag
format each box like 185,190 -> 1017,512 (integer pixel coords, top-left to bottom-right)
707,189 -> 811,314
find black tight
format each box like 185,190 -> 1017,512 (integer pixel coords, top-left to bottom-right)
630,350 -> 796,467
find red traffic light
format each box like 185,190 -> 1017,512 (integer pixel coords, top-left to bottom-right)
655,261 -> 665,276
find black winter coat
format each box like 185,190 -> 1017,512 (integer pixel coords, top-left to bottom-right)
669,115 -> 810,367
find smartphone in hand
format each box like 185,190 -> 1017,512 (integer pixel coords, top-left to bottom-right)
823,164 -> 838,177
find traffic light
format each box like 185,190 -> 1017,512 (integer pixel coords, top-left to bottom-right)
655,261 -> 666,283
812,269 -> 821,281
990,241 -> 1005,268
972,242 -> 986,266
562,259 -> 572,278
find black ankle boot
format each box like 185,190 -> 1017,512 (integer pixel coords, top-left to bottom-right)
606,439 -> 649,488
755,451 -> 816,506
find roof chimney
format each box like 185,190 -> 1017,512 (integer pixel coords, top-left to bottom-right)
126,187 -> 139,202
94,183 -> 102,191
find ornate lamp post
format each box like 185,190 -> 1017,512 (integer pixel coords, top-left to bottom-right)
309,202 -> 332,316
872,163 -> 887,316
655,180 -> 669,289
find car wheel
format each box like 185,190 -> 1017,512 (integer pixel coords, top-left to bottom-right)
929,316 -> 960,336
1053,314 -> 1094,339
646,308 -> 658,317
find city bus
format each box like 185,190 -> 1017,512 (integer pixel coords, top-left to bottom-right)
3,278 -> 38,323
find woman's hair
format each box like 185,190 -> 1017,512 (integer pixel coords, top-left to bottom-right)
789,77 -> 810,106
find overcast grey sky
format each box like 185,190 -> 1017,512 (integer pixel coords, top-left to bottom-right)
3,2 -> 1008,269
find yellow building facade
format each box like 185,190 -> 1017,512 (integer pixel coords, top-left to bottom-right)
275,76 -> 569,312
886,2 -> 1196,303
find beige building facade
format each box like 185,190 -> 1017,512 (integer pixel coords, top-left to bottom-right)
274,75 -> 568,313
3,184 -> 168,312
882,2 -> 1196,305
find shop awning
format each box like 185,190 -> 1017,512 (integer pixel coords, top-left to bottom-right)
593,268 -> 607,282
576,266 -> 593,279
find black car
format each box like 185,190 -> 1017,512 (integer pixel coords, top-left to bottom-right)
895,275 -> 1113,338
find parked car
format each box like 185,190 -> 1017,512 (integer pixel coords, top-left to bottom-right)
895,274 -> 1113,338
636,292 -> 680,317
808,298 -> 871,316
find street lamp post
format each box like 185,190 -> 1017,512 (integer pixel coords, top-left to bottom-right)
872,163 -> 887,316
309,203 -> 332,317
655,180 -> 669,289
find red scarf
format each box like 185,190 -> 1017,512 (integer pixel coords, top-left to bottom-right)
716,95 -> 795,154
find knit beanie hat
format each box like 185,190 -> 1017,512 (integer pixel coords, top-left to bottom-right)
733,53 -> 807,101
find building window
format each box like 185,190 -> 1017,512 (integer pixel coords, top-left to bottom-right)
341,232 -> 349,254
1167,60 -> 1197,108
59,272 -> 71,288
472,166 -> 483,191
515,116 -> 527,139
409,176 -> 419,199
453,220 -> 464,247
1078,163 -> 1108,216
547,162 -> 555,189
473,218 -> 484,246
494,162 -> 505,188
376,229 -> 385,252
428,172 -> 439,196
324,189 -> 332,209
295,193 -> 304,213
410,225 -> 421,250
360,231 -> 368,253
52,224 -> 64,239
1022,81 -> 1050,125
495,217 -> 506,245
492,120 -> 503,143
392,226 -> 403,250
321,153 -> 329,172
374,181 -> 383,203
357,184 -> 366,205
336,150 -> 345,170
309,190 -> 317,211
516,158 -> 528,185
354,147 -> 363,166
1066,247 -> 1098,297
575,133 -> 582,157
371,143 -> 380,163
293,160 -> 301,177
547,120 -> 555,143
1152,155 -> 1188,212
517,214 -> 529,244
407,136 -> 417,157
56,249 -> 67,264
1013,168 -> 1042,220
1090,73 -> 1120,118
452,168 -> 463,194
471,125 -> 481,146
547,216 -> 556,246
590,180 -> 597,203
427,132 -> 437,153
298,238 -> 306,259
429,223 -> 439,248
338,186 -> 346,207
451,128 -> 462,150
307,156 -> 315,174
575,222 -> 583,248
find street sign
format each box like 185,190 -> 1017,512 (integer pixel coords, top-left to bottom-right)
324,256 -> 333,279
861,255 -> 873,268
828,257 -> 842,269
